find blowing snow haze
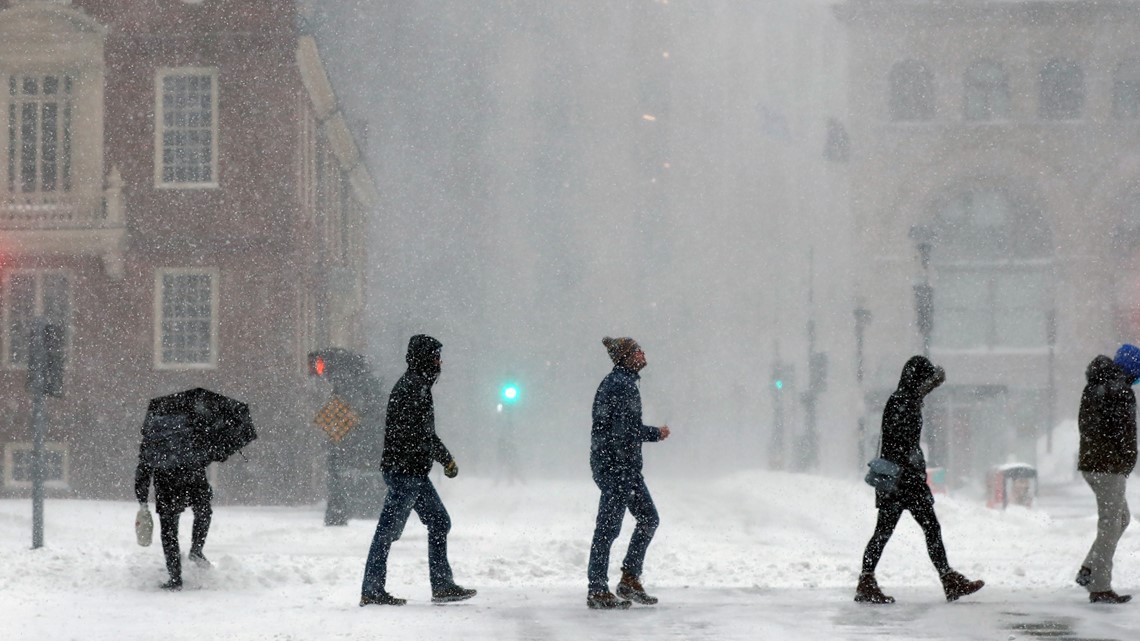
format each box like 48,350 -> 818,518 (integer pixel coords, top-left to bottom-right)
309,0 -> 852,478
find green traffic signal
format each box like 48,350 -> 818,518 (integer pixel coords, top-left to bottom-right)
501,382 -> 520,403
774,379 -> 784,390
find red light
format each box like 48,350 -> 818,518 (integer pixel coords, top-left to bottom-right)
314,356 -> 325,377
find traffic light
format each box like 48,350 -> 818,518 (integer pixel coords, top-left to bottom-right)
500,381 -> 520,404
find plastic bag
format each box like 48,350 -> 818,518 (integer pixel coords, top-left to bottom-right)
135,506 -> 153,547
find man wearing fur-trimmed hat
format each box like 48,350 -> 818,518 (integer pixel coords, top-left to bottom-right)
586,337 -> 671,610
1074,344 -> 1140,604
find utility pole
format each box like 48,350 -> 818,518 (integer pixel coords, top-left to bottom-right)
798,250 -> 827,472
27,318 -> 64,549
854,301 -> 872,468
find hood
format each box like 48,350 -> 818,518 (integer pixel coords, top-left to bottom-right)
405,334 -> 442,380
896,355 -> 945,398
1086,355 -> 1125,385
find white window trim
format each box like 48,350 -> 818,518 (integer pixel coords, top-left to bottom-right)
4,442 -> 70,490
0,269 -> 72,370
154,67 -> 219,189
153,267 -> 220,370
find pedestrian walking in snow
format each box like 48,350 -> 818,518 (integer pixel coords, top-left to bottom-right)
1074,344 -> 1139,604
855,355 -> 984,604
586,337 -> 671,610
359,335 -> 476,606
134,448 -> 213,591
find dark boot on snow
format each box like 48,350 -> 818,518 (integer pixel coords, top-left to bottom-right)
616,570 -> 659,605
360,591 -> 406,606
940,570 -> 984,602
188,550 -> 212,568
1089,590 -> 1132,604
587,590 -> 631,610
432,583 -> 477,603
853,573 -> 894,604
160,579 -> 183,591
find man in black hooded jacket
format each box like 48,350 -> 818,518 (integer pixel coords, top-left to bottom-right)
359,335 -> 476,606
1073,345 -> 1140,604
855,355 -> 984,604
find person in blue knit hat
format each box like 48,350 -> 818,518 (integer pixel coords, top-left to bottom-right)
1074,344 -> 1140,604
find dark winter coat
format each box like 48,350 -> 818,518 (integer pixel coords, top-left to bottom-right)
1078,355 -> 1138,476
380,336 -> 454,476
590,365 -> 663,479
134,454 -> 212,516
876,355 -> 943,509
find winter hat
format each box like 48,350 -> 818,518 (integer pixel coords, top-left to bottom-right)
1113,344 -> 1140,383
602,337 -> 640,365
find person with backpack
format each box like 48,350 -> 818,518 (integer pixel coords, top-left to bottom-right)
1074,344 -> 1139,604
854,355 -> 984,604
135,425 -> 213,591
586,337 -> 671,610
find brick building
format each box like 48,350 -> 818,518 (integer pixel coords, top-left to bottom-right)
0,0 -> 375,503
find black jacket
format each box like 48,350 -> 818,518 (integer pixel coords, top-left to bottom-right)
877,355 -> 943,506
1078,355 -> 1138,476
134,453 -> 211,515
380,336 -> 454,476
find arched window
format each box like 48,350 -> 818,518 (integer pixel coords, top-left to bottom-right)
929,187 -> 1052,349
1113,59 -> 1140,119
964,60 -> 1010,121
889,60 -> 934,121
1038,58 -> 1084,120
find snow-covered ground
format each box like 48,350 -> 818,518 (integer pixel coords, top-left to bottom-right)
2,470 -> 1138,640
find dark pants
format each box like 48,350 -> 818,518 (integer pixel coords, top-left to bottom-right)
360,472 -> 453,597
587,472 -> 660,593
157,493 -> 212,584
861,498 -> 950,576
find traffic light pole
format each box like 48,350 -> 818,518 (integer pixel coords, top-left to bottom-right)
27,317 -> 51,549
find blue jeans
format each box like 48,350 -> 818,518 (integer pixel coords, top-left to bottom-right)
587,472 -> 659,593
360,472 -> 453,596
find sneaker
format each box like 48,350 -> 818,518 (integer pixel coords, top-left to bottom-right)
854,573 -> 895,604
431,584 -> 477,603
616,571 -> 659,605
1089,590 -> 1132,604
587,590 -> 632,610
160,579 -> 183,591
188,551 -> 212,569
1075,566 -> 1092,587
940,570 -> 984,602
360,592 -> 407,607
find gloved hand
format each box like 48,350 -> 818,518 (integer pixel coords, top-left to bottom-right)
444,459 -> 459,478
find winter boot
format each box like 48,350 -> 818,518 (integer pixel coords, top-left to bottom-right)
431,583 -> 477,603
586,590 -> 632,610
188,550 -> 212,569
940,570 -> 984,602
1075,566 -> 1092,587
616,570 -> 659,605
160,578 -> 183,591
1089,590 -> 1132,604
360,591 -> 406,607
853,573 -> 895,604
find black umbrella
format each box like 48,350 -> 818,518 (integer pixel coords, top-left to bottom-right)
142,388 -> 257,468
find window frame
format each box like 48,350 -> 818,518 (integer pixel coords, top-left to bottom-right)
3,442 -> 70,490
1038,58 -> 1085,121
963,59 -> 1011,122
0,268 -> 72,369
153,67 -> 219,189
153,267 -> 220,370
6,72 -> 75,197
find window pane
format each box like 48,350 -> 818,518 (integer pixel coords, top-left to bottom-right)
159,72 -> 215,184
934,273 -> 989,349
994,271 -> 1047,347
160,272 -> 214,364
